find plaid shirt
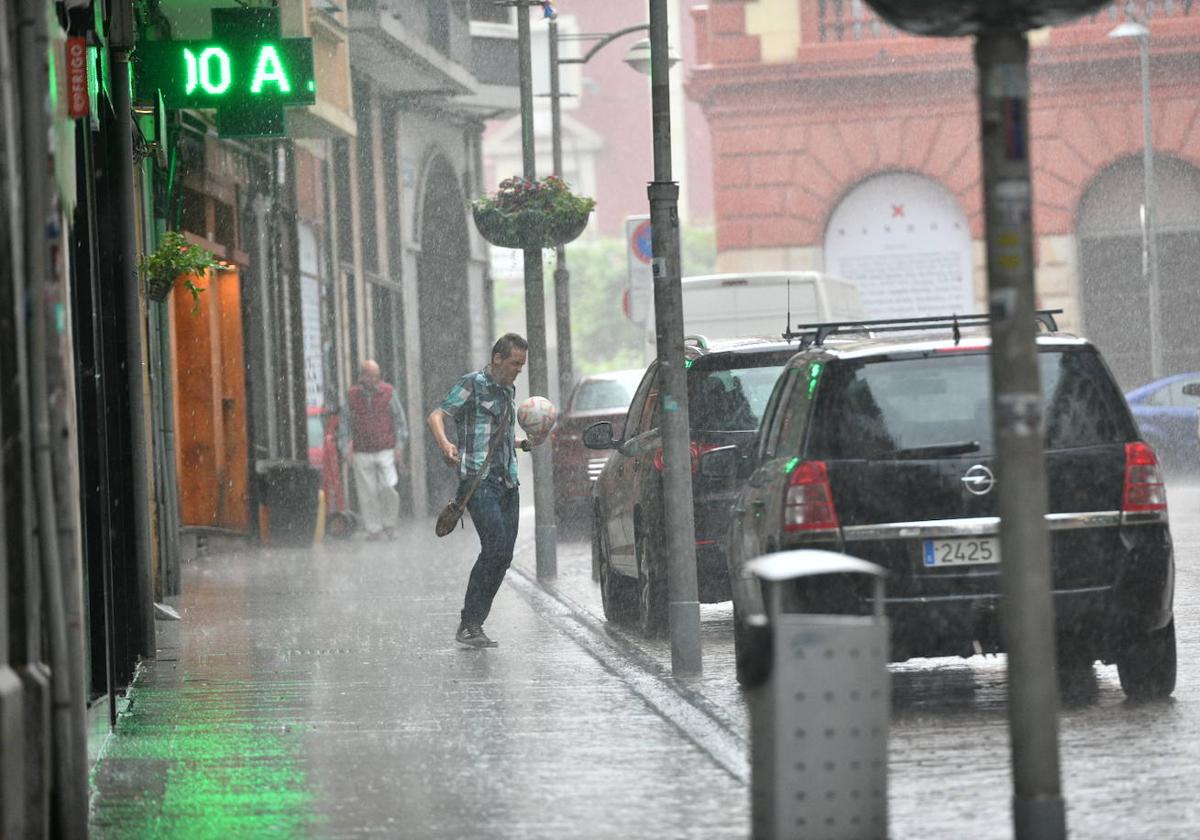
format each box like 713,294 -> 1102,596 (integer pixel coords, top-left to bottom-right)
437,368 -> 518,488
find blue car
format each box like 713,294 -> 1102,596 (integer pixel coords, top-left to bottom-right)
1125,373 -> 1200,472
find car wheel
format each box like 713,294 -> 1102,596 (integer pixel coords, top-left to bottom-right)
635,527 -> 667,638
596,519 -> 635,624
1116,619 -> 1177,701
1055,634 -> 1095,675
325,511 -> 354,540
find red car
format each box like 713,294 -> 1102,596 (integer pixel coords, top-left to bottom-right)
552,369 -> 644,527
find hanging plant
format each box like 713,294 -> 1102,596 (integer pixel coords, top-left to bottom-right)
471,175 -> 595,250
139,231 -> 216,312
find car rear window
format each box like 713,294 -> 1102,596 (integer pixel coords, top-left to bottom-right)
572,374 -> 641,412
810,349 -> 1135,459
687,361 -> 787,432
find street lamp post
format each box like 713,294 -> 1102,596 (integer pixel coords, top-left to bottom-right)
542,8 -> 696,673
516,1 -> 557,580
548,18 -> 573,406
545,22 -> 675,404
646,0 -> 701,676
1109,21 -> 1161,380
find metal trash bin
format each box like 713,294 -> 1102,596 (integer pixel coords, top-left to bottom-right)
744,550 -> 889,840
256,459 -> 322,546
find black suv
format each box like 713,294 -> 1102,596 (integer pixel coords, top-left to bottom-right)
584,337 -> 798,635
713,314 -> 1176,699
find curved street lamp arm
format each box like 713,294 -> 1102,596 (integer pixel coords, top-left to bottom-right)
559,23 -> 650,65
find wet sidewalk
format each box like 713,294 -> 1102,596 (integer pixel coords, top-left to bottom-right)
88,516 -> 748,839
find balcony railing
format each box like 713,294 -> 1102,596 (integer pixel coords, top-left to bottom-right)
815,0 -> 1198,42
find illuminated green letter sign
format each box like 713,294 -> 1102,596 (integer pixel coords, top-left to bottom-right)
135,7 -> 315,138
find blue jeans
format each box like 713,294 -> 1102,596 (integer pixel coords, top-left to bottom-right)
461,480 -> 520,626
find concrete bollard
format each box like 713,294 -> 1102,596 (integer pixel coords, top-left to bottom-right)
744,550 -> 890,840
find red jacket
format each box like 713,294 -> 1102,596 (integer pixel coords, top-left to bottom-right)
347,383 -> 397,453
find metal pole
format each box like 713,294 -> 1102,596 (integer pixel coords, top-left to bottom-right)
549,19 -> 574,406
110,0 -> 156,661
517,2 -> 558,578
975,31 -> 1066,840
648,0 -> 700,675
1139,34 -> 1162,381
79,104 -> 120,713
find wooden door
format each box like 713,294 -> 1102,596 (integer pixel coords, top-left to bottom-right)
171,266 -> 250,532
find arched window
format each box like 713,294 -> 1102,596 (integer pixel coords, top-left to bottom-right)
1077,154 -> 1200,388
823,172 -> 974,319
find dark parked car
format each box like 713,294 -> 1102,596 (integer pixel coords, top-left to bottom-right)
1125,372 -> 1200,473
552,369 -> 644,526
714,315 -> 1176,700
585,337 -> 797,635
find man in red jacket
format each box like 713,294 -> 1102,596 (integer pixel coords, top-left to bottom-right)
338,360 -> 408,541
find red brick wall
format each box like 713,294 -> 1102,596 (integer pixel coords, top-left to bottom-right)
688,4 -> 1200,254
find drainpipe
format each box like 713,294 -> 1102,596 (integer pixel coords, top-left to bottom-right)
0,2 -> 28,834
110,0 -> 155,659
10,2 -> 49,831
16,0 -> 84,834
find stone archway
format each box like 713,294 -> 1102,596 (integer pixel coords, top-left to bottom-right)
1077,155 -> 1200,389
418,154 -> 472,511
823,171 -> 975,319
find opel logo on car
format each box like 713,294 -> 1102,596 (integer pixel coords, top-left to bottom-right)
961,464 -> 995,496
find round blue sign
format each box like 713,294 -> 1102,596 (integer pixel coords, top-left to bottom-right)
632,219 -> 654,264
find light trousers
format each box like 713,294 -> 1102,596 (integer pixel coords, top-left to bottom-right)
352,449 -> 399,534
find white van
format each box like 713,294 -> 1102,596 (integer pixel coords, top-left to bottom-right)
680,271 -> 862,340
640,271 -> 863,359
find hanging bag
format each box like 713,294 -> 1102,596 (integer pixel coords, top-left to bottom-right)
434,403 -> 510,537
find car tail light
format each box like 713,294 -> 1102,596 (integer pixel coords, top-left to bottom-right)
1123,441 -> 1167,513
784,460 -> 839,533
653,441 -> 722,474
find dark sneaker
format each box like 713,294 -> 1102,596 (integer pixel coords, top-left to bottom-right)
455,622 -> 498,648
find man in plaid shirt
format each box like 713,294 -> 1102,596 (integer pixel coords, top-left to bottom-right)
427,333 -> 544,648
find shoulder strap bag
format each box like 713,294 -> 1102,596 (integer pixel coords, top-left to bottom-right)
434,401 -> 510,538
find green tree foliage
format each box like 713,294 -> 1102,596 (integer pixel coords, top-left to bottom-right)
567,226 -> 716,375
489,226 -> 716,378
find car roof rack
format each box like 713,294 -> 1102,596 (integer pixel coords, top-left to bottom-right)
782,309 -> 1062,348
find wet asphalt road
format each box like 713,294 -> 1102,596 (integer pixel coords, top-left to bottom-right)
89,477 -> 1200,838
538,477 -> 1200,839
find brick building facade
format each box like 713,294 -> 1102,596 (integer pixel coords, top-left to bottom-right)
689,0 -> 1200,387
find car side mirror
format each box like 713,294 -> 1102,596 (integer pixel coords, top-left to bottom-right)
1183,383 -> 1200,398
698,445 -> 739,479
583,421 -> 616,451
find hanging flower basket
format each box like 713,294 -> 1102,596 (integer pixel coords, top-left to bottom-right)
145,272 -> 177,302
139,231 -> 216,311
471,175 -> 595,250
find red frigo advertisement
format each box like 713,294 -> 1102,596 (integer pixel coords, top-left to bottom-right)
66,37 -> 89,120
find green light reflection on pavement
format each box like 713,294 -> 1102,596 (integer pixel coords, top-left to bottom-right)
90,681 -> 316,838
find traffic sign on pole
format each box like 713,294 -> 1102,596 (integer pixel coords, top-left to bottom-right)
625,215 -> 653,325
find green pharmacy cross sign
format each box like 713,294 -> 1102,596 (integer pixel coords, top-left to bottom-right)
135,7 -> 315,138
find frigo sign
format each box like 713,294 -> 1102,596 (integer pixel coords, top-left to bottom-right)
66,36 -> 89,120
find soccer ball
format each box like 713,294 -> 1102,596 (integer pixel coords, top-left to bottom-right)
517,396 -> 557,437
